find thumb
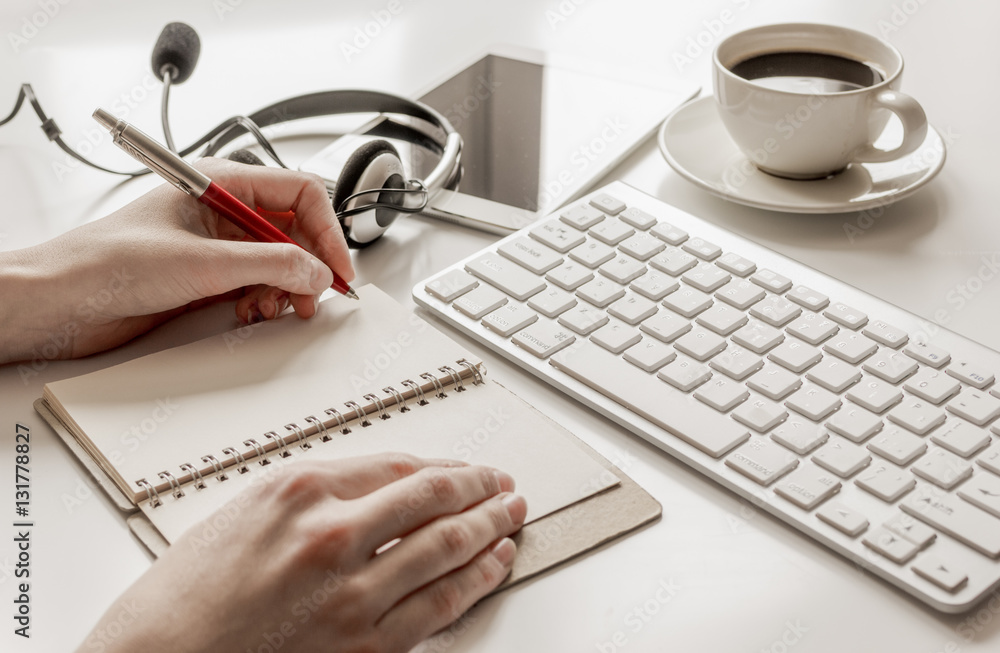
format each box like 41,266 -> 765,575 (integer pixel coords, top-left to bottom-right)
204,240 -> 333,296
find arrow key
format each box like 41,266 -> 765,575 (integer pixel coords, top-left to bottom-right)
817,501 -> 869,537
958,472 -> 1000,519
912,555 -> 969,593
863,526 -> 920,564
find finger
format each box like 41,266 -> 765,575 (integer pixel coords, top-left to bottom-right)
198,239 -> 332,299
197,159 -> 354,283
293,454 -> 466,501
376,536 -> 517,648
351,465 -> 516,555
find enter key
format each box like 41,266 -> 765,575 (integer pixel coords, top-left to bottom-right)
902,486 -> 1000,559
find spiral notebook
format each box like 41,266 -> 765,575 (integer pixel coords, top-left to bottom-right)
36,285 -> 659,588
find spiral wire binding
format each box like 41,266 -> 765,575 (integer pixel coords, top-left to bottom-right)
137,361 -> 484,506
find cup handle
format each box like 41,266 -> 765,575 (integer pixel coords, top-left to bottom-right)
854,89 -> 928,163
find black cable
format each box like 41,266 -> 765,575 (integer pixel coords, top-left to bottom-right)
160,70 -> 176,152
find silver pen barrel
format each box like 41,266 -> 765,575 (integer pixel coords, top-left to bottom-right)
93,108 -> 211,197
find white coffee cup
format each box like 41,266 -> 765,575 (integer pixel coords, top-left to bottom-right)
713,23 -> 928,180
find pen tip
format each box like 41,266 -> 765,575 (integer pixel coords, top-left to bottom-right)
346,289 -> 360,300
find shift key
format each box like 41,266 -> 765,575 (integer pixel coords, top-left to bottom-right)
901,489 -> 1000,558
466,253 -> 546,301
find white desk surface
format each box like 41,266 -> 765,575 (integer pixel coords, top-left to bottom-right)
2,1 -> 999,651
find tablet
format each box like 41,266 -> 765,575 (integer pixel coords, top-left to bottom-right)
301,46 -> 698,234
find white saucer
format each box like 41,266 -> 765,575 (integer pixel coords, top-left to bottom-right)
658,96 -> 946,214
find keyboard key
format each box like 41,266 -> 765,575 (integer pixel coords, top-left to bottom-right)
979,442 -> 1000,475
674,327 -> 727,361
863,320 -> 909,349
786,384 -> 841,421
748,365 -> 802,401
710,347 -> 764,380
639,310 -> 691,342
947,388 -> 1000,426
682,263 -> 731,292
905,341 -> 951,368
648,221 -> 689,246
482,303 -> 538,337
863,526 -> 920,564
884,513 -> 936,548
931,420 -> 991,458
561,204 -> 605,229
847,376 -> 904,414
589,217 -> 635,245
591,320 -> 642,354
806,358 -> 862,393
657,356 -> 713,392
732,397 -> 788,432
863,349 -> 918,383
453,285 -> 507,319
732,320 -> 784,354
827,406 -> 883,443
599,254 -> 647,285
498,237 -> 563,274
958,473 -> 1000,519
768,339 -> 822,373
912,555 -> 969,593
786,285 -> 830,311
817,501 -> 869,537
530,219 -> 586,253
946,360 -> 995,390
577,277 -> 625,307
771,418 -> 829,455
751,269 -> 792,294
619,206 -> 657,230
912,448 -> 973,490
545,261 -> 594,290
715,279 -> 766,310
786,313 -> 839,345
589,192 -> 626,215
630,271 -> 679,301
902,488 -> 1000,558
623,339 -> 676,373
855,464 -> 915,502
812,438 -> 872,478
608,293 -> 658,325
774,464 -> 841,510
528,287 -> 577,318
465,253 -> 546,301
823,302 -> 869,329
649,247 -> 698,276
696,303 -> 747,336
887,399 -> 946,435
715,252 -> 756,277
904,369 -> 961,405
750,295 -> 802,327
695,377 -> 749,412
682,237 -> 722,260
725,437 -> 798,485
662,288 -> 713,318
619,232 -> 666,261
867,427 -> 927,466
425,269 -> 478,302
569,239 -> 616,268
511,322 -> 576,359
558,305 -> 609,335
824,332 -> 878,364
551,341 -> 749,457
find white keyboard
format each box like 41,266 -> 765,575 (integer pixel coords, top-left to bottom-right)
413,181 -> 1000,613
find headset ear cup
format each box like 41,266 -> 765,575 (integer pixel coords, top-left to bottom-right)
333,139 -> 402,249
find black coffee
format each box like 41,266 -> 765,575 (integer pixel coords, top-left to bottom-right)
730,51 -> 884,93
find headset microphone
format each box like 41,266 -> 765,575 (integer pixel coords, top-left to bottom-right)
226,149 -> 265,167
151,22 -> 201,84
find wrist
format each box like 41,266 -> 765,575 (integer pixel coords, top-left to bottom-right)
0,247 -> 69,365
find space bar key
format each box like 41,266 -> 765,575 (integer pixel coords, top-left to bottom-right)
550,341 -> 749,458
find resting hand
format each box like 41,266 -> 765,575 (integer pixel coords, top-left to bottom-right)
0,158 -> 353,364
78,454 -> 526,653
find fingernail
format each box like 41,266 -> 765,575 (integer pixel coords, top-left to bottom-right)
312,294 -> 320,313
490,537 -> 516,567
501,493 -> 527,524
493,470 -> 515,493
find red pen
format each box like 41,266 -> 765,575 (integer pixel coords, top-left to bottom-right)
92,107 -> 358,300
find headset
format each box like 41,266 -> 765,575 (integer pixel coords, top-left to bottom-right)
0,22 -> 463,248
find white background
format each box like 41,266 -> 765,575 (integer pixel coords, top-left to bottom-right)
1,0 -> 999,651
